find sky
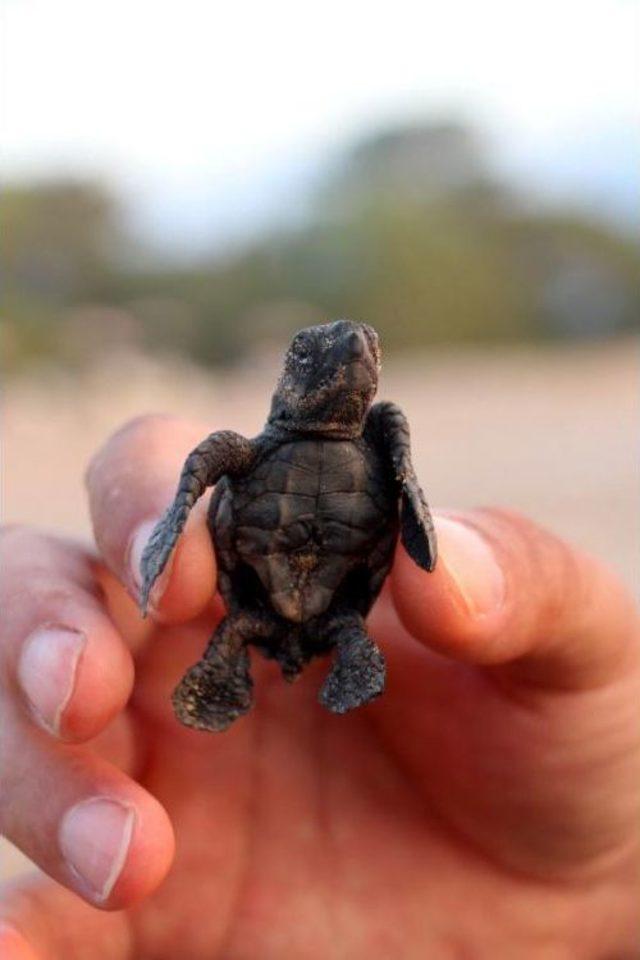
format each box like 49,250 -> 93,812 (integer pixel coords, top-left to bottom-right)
3,0 -> 638,254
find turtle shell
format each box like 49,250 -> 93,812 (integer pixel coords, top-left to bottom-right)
209,437 -> 398,623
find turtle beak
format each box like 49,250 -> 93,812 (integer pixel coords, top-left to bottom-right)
346,328 -> 366,359
343,326 -> 379,390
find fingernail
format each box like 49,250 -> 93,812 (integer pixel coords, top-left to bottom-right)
127,517 -> 172,608
18,626 -> 86,736
435,517 -> 506,616
59,798 -> 135,903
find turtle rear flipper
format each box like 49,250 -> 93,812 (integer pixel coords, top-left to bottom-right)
172,647 -> 253,733
317,613 -> 386,714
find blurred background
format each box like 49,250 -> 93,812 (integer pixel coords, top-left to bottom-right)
4,0 -> 640,371
1,0 -> 639,879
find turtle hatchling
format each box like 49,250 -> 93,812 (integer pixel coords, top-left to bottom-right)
140,319 -> 437,731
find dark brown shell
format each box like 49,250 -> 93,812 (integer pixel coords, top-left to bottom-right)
209,437 -> 398,624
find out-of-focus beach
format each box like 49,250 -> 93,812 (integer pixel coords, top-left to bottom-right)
2,339 -> 638,882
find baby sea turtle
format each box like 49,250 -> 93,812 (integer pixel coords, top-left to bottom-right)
140,320 -> 436,731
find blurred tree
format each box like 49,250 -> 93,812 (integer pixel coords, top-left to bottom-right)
4,181 -> 117,300
3,121 -> 639,373
321,121 -> 496,217
2,181 -> 126,367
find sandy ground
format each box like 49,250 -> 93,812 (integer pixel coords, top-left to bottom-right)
2,338 -> 638,883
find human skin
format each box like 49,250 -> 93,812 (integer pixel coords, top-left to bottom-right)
0,415 -> 638,960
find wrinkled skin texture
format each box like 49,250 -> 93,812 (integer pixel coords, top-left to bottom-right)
141,321 -> 436,730
0,416 -> 639,959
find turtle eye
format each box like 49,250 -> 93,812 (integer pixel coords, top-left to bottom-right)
294,340 -> 311,362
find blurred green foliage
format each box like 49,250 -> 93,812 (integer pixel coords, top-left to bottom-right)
3,122 -> 639,371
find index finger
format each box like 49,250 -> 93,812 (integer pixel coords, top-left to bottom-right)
86,415 -> 217,625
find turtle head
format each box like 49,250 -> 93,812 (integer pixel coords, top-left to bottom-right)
268,320 -> 381,437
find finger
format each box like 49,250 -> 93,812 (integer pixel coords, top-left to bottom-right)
1,700 -> 174,909
0,874 -> 132,960
0,528 -> 134,743
391,509 -> 640,689
86,415 -> 217,624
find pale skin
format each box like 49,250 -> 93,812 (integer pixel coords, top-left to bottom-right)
0,415 -> 639,960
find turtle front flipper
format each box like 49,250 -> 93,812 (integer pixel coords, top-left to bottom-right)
399,471 -> 437,573
366,401 -> 437,573
139,430 -> 257,614
139,501 -> 185,614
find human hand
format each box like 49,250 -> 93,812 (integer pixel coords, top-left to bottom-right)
1,416 -> 638,959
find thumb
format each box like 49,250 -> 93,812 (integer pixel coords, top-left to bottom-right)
391,509 -> 639,690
